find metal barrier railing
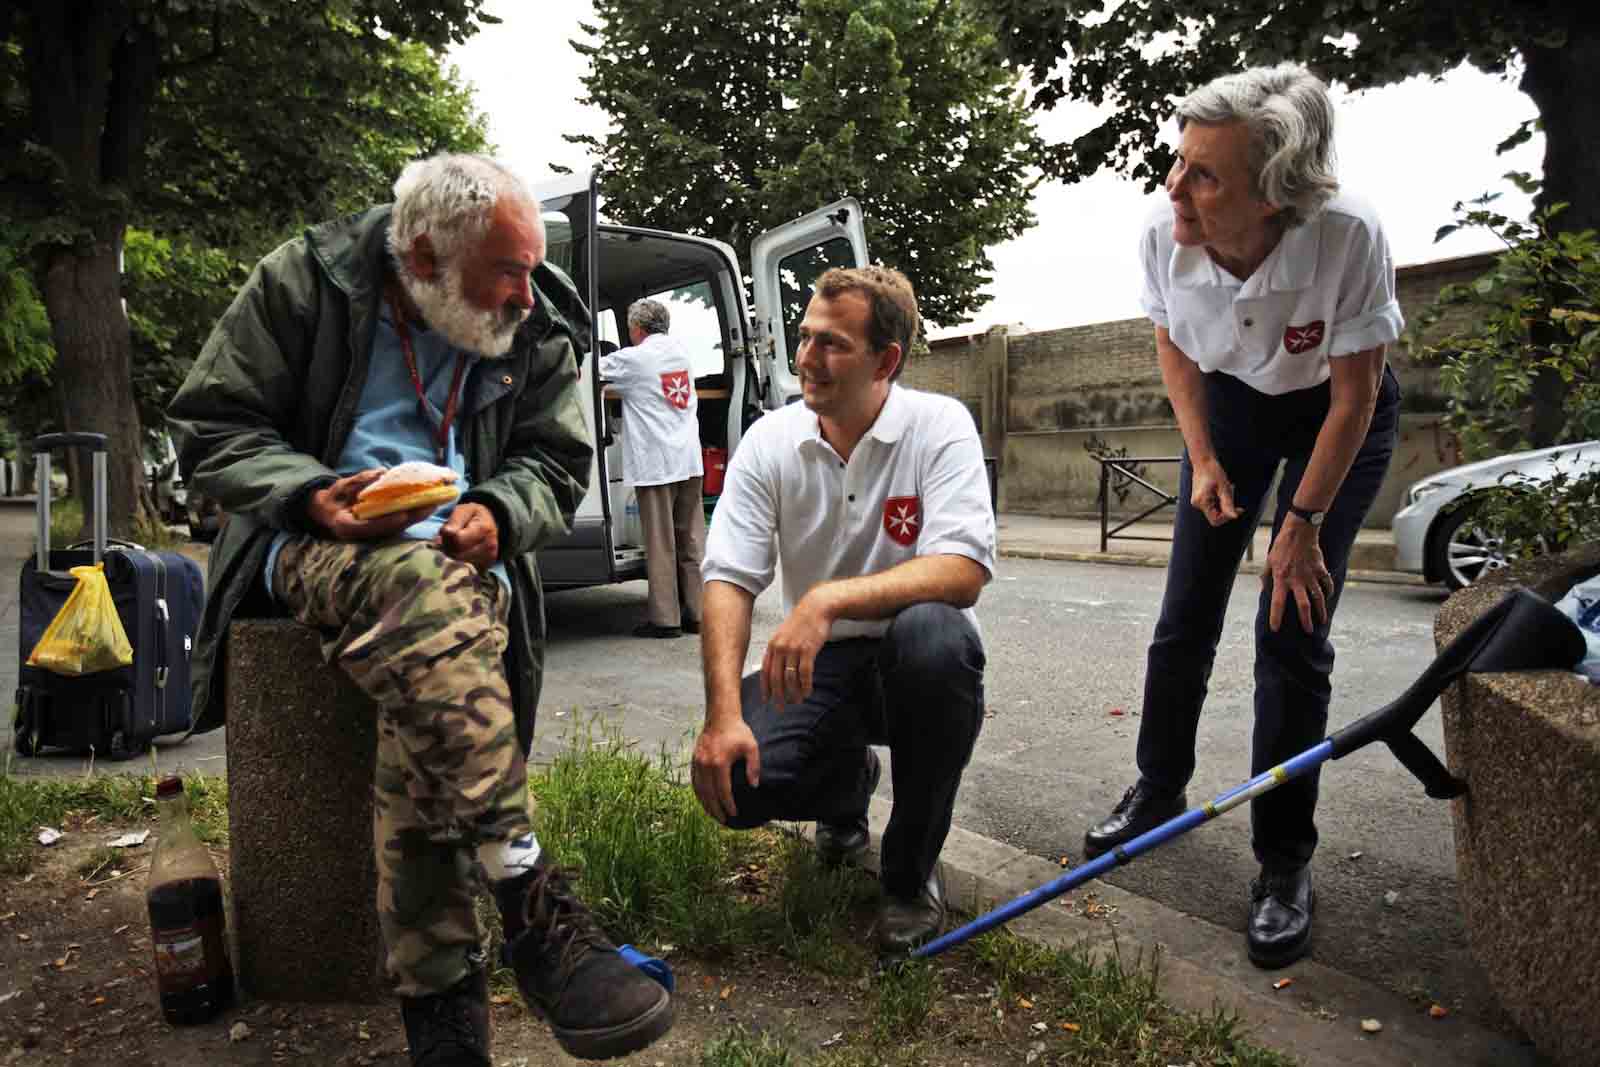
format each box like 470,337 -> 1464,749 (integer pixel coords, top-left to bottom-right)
1097,455 -> 1258,560
1097,455 -> 1180,553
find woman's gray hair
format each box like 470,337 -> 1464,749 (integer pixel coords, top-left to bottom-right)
1176,63 -> 1339,227
386,153 -> 543,264
627,298 -> 671,337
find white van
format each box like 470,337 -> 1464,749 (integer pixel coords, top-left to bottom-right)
534,172 -> 869,589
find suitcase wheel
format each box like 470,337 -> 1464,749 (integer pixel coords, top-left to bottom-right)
12,702 -> 40,757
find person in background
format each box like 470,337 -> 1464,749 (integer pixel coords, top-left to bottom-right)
600,298 -> 706,638
1081,63 -> 1404,970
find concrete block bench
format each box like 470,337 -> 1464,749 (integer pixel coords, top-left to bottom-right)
1437,544 -> 1600,1067
226,618 -> 385,1003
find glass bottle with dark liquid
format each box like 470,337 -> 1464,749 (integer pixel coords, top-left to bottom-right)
146,775 -> 234,1024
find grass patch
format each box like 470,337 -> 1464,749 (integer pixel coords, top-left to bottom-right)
970,928 -> 1297,1066
702,1024 -> 803,1067
1,717 -> 1296,1066
0,761 -> 228,875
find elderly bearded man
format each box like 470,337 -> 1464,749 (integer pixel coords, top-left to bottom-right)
169,154 -> 672,1065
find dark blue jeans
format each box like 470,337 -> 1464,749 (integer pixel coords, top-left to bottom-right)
1135,365 -> 1400,872
725,602 -> 986,897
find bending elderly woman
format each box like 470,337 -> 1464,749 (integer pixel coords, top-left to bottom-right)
1083,63 -> 1403,969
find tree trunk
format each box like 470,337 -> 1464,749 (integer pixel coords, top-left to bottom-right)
1521,13 -> 1600,237
36,225 -> 152,540
1517,13 -> 1600,447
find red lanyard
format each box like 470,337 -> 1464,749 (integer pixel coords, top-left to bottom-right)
385,284 -> 469,464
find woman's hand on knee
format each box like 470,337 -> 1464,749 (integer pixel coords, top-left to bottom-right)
1264,523 -> 1334,633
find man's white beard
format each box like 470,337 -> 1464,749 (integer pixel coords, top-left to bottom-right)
401,260 -> 528,359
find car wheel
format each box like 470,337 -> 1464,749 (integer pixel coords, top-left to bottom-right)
1429,501 -> 1517,591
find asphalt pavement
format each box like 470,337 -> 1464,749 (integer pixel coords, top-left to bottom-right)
0,500 -> 1544,1065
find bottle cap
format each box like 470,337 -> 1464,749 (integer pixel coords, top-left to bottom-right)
155,775 -> 184,799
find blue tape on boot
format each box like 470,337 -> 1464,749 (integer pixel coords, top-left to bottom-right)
617,944 -> 674,993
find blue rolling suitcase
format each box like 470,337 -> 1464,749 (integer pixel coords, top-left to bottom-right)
12,433 -> 205,761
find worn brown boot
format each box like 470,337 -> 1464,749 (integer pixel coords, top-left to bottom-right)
399,966 -> 491,1067
501,861 -> 673,1060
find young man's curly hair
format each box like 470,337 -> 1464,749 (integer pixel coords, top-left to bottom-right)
815,265 -> 919,379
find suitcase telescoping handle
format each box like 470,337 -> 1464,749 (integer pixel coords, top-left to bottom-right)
32,432 -> 108,571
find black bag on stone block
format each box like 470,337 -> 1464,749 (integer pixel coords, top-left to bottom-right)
13,433 -> 205,761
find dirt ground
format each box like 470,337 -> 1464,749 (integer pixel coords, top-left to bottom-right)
0,816 -> 1094,1067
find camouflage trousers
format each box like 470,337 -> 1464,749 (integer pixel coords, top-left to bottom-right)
274,536 -> 529,997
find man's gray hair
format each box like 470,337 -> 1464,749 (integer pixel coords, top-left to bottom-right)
628,298 -> 670,337
386,153 -> 544,263
1176,63 -> 1339,227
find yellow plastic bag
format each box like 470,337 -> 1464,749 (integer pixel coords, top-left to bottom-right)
26,564 -> 134,676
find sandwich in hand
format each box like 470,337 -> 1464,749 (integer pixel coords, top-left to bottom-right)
352,461 -> 462,520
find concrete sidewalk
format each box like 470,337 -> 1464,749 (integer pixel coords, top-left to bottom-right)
996,511 -> 1419,586
2,500 -> 1509,1065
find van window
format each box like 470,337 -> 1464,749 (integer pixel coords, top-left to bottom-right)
641,281 -> 724,380
543,210 -> 574,278
780,236 -> 856,373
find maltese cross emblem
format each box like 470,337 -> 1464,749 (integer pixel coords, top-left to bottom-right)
1282,320 -> 1325,354
661,370 -> 691,410
882,495 -> 921,547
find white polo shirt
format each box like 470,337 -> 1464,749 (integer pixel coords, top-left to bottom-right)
598,332 -> 704,487
702,384 -> 996,641
1139,192 -> 1404,396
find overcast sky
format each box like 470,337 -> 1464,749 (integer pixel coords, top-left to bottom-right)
449,0 -> 1544,338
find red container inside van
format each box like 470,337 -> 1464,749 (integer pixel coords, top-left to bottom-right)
702,447 -> 728,495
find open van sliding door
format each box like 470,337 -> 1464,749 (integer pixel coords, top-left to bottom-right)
533,170 -> 620,589
748,199 -> 869,410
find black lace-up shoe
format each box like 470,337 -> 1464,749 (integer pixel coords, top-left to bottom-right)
400,966 -> 491,1067
815,748 -> 881,868
1247,866 -> 1314,969
500,861 -> 673,1060
1082,781 -> 1186,860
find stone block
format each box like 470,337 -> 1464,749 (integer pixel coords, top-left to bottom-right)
226,618 -> 384,1003
1437,545 -> 1600,1067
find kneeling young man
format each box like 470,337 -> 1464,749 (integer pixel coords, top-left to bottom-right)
691,266 -> 994,956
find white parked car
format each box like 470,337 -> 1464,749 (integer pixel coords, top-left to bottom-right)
1392,441 -> 1600,590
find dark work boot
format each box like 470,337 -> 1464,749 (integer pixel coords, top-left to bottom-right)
501,860 -> 673,1060
815,748 -> 881,868
877,864 -> 947,958
1247,866 -> 1314,969
1082,781 -> 1186,860
400,966 -> 491,1067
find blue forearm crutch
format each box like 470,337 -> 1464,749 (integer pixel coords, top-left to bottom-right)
912,587 -> 1584,961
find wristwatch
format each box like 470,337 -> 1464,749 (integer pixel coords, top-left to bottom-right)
1288,503 -> 1325,527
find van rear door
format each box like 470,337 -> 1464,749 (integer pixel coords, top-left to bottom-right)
534,170 -> 621,589
748,199 -> 869,408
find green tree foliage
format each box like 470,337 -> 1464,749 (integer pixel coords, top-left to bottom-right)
571,0 -> 1040,328
1414,182 -> 1600,558
0,1 -> 494,534
981,1 -> 1598,234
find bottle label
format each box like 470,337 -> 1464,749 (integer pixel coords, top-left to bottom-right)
152,914 -> 226,991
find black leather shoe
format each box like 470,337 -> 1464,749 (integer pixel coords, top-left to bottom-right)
815,748 -> 881,867
680,618 -> 700,635
1082,781 -> 1186,860
876,865 -> 946,957
633,622 -> 682,639
1247,866 -> 1314,969
400,966 -> 491,1066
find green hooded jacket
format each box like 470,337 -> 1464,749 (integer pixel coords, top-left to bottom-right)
167,205 -> 594,755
